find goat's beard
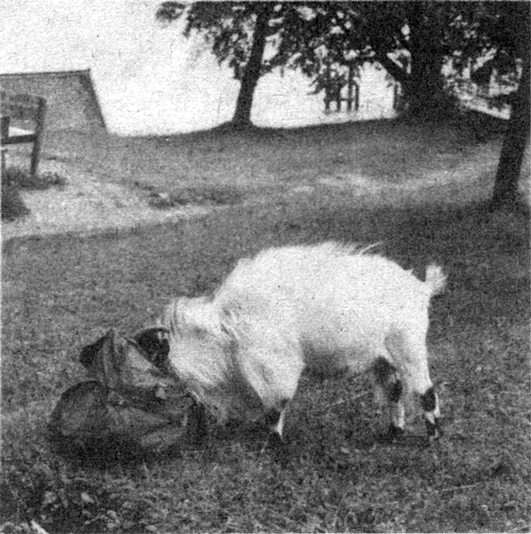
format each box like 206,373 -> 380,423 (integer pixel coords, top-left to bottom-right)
163,298 -> 304,423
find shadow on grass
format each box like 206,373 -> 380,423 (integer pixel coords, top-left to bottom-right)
2,166 -> 68,222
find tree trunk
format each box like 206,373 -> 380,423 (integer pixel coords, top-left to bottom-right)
490,3 -> 530,211
376,2 -> 447,119
231,3 -> 273,127
406,2 -> 447,118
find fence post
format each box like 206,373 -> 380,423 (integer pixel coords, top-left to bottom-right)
1,116 -> 10,178
347,63 -> 353,112
324,64 -> 331,111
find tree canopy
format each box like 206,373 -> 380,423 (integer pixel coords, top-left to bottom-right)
157,1 -> 529,210
157,2 -> 526,122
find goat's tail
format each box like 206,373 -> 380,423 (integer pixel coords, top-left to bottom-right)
425,265 -> 446,296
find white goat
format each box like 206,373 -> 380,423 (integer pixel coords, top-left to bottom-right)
160,242 -> 446,445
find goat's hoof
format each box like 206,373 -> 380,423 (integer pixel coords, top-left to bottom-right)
263,433 -> 289,466
382,425 -> 405,443
425,420 -> 443,445
186,401 -> 208,447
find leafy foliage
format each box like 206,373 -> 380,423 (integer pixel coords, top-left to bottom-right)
2,179 -> 30,221
4,166 -> 66,190
159,2 -> 299,80
2,166 -> 67,221
157,2 -> 527,121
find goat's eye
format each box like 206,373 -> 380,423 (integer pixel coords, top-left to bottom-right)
193,326 -> 208,338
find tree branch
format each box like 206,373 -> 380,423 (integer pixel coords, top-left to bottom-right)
374,50 -> 409,88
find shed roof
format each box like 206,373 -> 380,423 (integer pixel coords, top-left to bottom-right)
0,70 -> 106,131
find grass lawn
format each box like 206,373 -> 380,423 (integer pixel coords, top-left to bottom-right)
7,114 -> 513,206
2,118 -> 530,533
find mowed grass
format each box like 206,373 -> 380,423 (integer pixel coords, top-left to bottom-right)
2,117 -> 530,533
10,114 -> 507,203
2,197 -> 529,533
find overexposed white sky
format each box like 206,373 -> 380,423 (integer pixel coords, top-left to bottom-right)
0,0 -> 176,74
0,0 -> 396,135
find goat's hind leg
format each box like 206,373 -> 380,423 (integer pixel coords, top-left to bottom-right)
373,357 -> 406,441
420,385 -> 442,441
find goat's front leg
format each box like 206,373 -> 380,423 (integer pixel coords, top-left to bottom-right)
262,403 -> 290,464
187,399 -> 208,447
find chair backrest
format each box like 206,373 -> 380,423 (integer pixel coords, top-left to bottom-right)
1,90 -> 46,131
1,89 -> 47,175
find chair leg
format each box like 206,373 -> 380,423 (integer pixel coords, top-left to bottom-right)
30,138 -> 42,177
1,116 -> 9,177
1,148 -> 6,178
31,99 -> 46,177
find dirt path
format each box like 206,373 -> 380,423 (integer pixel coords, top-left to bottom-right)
2,159 -> 217,242
2,137 -> 524,245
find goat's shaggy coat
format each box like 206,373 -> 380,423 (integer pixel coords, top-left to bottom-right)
161,243 -> 446,441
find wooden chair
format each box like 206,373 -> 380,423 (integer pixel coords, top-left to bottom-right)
1,90 -> 47,177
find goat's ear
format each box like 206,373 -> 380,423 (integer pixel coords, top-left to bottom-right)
218,312 -> 239,356
79,329 -> 115,369
133,327 -> 170,369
